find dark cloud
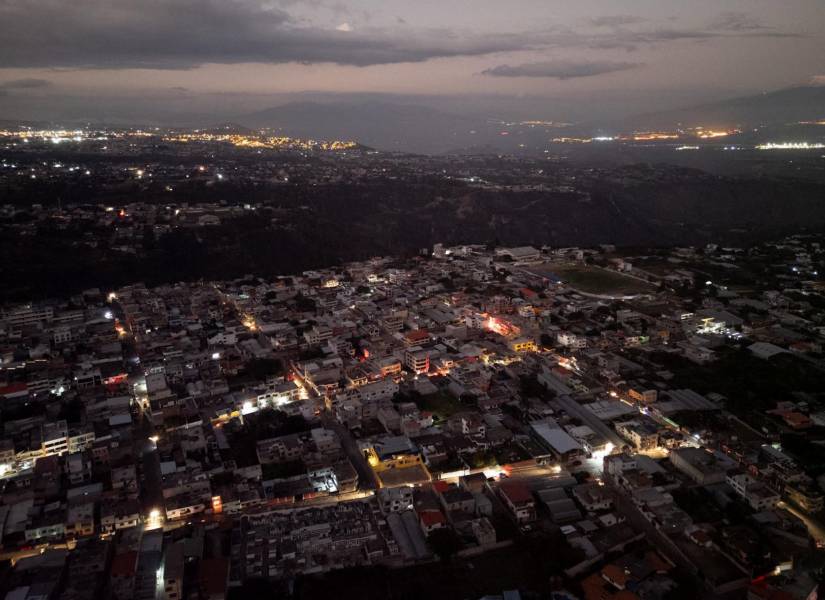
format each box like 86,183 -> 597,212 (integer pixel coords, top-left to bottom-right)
0,78 -> 52,89
587,24 -> 802,51
589,15 -> 646,28
0,2 -> 803,72
710,12 -> 770,33
581,11 -> 801,51
482,60 -> 641,79
0,0 -> 538,69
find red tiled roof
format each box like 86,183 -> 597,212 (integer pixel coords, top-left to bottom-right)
431,480 -> 450,494
405,329 -> 430,342
601,563 -> 629,588
0,382 -> 27,396
419,510 -> 446,527
110,551 -> 138,578
499,481 -> 533,504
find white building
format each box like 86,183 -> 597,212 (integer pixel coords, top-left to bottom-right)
726,473 -> 780,510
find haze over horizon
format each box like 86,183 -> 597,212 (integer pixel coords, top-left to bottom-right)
1,0 -> 824,129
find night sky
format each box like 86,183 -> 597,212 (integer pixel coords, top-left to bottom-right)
0,0 -> 823,121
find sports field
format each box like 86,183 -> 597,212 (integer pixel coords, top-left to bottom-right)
529,263 -> 655,296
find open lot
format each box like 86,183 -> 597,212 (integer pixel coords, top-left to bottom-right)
528,263 -> 655,297
417,391 -> 466,421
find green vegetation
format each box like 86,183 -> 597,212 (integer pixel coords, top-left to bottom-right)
417,391 -> 465,421
548,264 -> 654,296
647,348 -> 824,420
427,528 -> 463,563
780,434 -> 825,476
493,442 -> 531,465
467,450 -> 497,469
244,358 -> 284,379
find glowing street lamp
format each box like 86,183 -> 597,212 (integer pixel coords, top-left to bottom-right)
146,508 -> 164,530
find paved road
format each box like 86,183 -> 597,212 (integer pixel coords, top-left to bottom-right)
778,500 -> 825,545
606,479 -> 698,576
320,413 -> 380,491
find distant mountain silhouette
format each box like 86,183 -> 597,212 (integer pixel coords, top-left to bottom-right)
626,85 -> 825,129
238,101 -> 495,154
203,122 -> 256,134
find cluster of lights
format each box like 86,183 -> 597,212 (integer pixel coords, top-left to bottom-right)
241,315 -> 258,331
757,142 -> 825,150
0,128 -> 86,143
0,127 -> 355,153
632,132 -> 680,141
552,127 -> 739,145
162,131 -> 356,152
693,127 -> 739,139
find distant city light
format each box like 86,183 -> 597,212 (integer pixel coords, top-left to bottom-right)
757,142 -> 825,150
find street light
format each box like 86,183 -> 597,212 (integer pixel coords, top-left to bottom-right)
146,508 -> 163,530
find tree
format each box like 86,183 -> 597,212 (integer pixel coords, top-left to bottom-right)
293,292 -> 316,313
469,450 -> 496,469
427,528 -> 462,562
245,358 -> 284,380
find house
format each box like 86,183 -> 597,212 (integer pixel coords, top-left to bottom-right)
65,502 -> 95,538
571,483 -> 614,512
440,486 -> 476,514
615,419 -> 659,451
727,473 -> 780,511
418,509 -> 446,534
101,499 -> 142,533
669,447 -> 735,485
498,481 -> 536,524
470,517 -> 497,547
377,486 -> 413,514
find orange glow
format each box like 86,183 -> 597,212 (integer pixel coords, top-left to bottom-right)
483,315 -> 518,337
697,130 -> 730,139
241,315 -> 258,331
632,132 -> 680,141
484,316 -> 506,335
114,319 -> 127,337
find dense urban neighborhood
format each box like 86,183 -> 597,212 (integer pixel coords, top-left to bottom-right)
2,230 -> 825,599
4,0 -> 825,597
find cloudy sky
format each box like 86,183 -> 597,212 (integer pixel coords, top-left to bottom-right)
0,0 -> 823,121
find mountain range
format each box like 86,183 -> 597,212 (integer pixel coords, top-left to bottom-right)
236,85 -> 825,154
